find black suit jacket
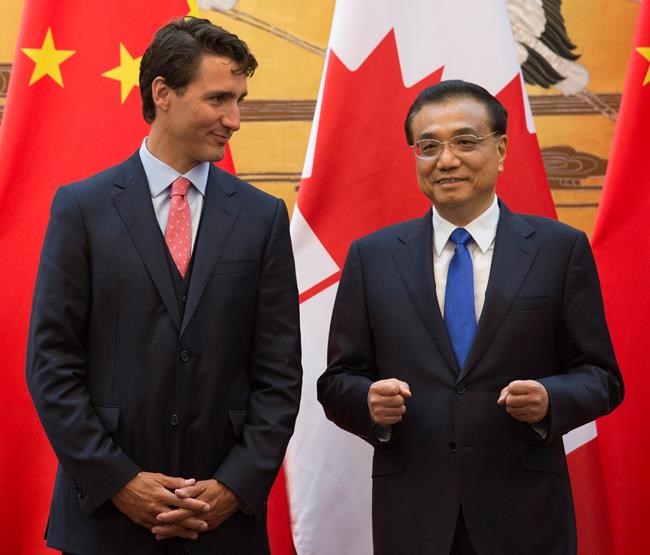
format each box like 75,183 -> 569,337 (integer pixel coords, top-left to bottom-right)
318,202 -> 622,555
27,152 -> 302,554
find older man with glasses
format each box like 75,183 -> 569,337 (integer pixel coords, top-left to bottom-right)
318,79 -> 623,555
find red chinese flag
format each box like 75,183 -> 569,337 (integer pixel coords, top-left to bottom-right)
591,1 -> 650,553
0,1 -> 291,553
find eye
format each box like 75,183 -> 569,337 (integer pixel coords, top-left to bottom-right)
452,136 -> 479,150
419,141 -> 440,154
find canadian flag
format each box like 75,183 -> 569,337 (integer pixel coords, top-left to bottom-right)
285,1 -> 612,553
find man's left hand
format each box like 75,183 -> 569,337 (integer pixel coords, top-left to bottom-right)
151,479 -> 241,540
497,380 -> 549,424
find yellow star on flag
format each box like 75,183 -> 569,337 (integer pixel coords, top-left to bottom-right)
187,0 -> 200,17
21,28 -> 76,87
102,43 -> 142,103
637,47 -> 650,86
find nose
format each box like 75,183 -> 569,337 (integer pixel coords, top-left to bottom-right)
435,142 -> 462,169
222,101 -> 241,132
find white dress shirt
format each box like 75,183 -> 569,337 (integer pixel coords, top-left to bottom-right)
432,196 -> 500,321
377,197 -> 547,442
139,138 -> 210,249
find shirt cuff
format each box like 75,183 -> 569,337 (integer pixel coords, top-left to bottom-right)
373,424 -> 392,443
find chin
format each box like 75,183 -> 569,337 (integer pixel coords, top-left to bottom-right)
433,192 -> 468,206
204,148 -> 225,163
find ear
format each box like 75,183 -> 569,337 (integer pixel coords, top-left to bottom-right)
151,76 -> 171,113
497,134 -> 507,172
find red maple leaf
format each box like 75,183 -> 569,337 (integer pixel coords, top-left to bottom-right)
298,31 -> 442,269
298,31 -> 554,272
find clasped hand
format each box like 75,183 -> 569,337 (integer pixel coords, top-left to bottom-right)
111,472 -> 240,541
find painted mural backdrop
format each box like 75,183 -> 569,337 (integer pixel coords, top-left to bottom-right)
0,0 -> 640,234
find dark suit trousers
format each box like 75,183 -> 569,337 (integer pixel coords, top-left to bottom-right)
64,542 -> 187,555
451,509 -> 477,555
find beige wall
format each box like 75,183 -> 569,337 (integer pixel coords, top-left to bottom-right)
0,0 -> 23,117
1,0 -> 639,235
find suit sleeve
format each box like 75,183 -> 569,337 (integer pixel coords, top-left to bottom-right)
26,187 -> 140,515
317,241 -> 380,444
538,231 -> 624,435
213,199 -> 302,517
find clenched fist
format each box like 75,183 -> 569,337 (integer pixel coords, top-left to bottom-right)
368,378 -> 412,426
497,380 -> 549,424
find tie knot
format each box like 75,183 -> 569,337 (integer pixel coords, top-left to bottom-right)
171,176 -> 191,197
449,228 -> 472,247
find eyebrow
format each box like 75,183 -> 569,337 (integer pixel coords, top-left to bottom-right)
203,90 -> 248,101
418,127 -> 479,140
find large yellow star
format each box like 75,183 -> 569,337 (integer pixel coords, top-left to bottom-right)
21,28 -> 76,87
187,0 -> 200,17
637,47 -> 650,86
101,43 -> 142,103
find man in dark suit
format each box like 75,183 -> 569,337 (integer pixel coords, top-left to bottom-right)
318,80 -> 623,554
26,17 -> 301,555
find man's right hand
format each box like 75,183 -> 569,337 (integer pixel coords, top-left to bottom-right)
111,472 -> 210,539
368,378 -> 412,426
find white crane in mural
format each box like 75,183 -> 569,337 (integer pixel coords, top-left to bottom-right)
506,0 -> 588,95
199,0 -> 617,119
506,0 -> 617,120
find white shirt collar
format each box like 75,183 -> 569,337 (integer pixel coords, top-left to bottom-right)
139,137 -> 209,198
432,195 -> 500,255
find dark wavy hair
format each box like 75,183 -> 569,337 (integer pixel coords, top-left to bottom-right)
139,17 -> 258,123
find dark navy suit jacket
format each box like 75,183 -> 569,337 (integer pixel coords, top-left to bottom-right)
318,202 -> 622,555
27,152 -> 302,554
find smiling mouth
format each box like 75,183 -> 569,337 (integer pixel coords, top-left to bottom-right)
435,177 -> 466,185
210,132 -> 230,144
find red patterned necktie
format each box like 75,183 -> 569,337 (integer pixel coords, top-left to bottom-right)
165,176 -> 192,278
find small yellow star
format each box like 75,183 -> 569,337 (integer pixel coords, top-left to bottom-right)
21,28 -> 76,87
637,47 -> 650,86
101,43 -> 142,103
187,0 -> 200,17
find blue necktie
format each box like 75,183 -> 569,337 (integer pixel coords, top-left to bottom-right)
444,228 -> 477,367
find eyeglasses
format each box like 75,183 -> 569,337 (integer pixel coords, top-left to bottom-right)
410,131 -> 499,160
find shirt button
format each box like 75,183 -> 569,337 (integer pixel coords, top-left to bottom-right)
449,441 -> 457,452
170,414 -> 179,427
181,295 -> 187,304
179,350 -> 190,362
455,383 -> 467,394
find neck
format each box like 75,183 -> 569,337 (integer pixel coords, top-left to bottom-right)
146,128 -> 198,175
437,195 -> 496,227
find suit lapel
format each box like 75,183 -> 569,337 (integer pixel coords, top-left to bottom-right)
393,212 -> 458,373
461,202 -> 538,379
181,166 -> 240,335
112,153 -> 182,331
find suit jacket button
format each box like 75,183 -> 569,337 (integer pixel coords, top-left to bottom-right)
455,383 -> 467,394
179,350 -> 190,362
449,441 -> 457,452
170,414 -> 179,427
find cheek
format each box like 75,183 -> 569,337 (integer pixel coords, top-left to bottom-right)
416,161 -> 433,183
415,168 -> 433,193
469,159 -> 499,184
485,163 -> 502,182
